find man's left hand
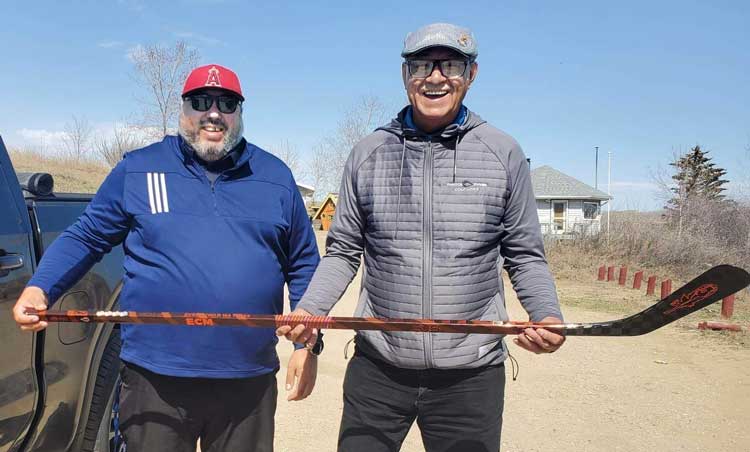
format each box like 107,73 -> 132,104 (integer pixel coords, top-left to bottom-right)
285,348 -> 317,401
513,316 -> 566,354
275,308 -> 318,348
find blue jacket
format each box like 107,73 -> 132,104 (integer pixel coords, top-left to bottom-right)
29,136 -> 320,378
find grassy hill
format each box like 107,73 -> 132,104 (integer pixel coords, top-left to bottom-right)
8,149 -> 110,193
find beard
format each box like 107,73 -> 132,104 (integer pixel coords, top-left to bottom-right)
178,115 -> 244,162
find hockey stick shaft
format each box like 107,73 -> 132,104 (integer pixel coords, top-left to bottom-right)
27,265 -> 749,336
31,310 -> 553,334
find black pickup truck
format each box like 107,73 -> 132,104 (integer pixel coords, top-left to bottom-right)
0,136 -> 123,452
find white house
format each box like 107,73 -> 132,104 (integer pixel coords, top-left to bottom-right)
530,165 -> 612,236
296,183 -> 315,207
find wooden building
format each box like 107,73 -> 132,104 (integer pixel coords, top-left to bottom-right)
312,193 -> 338,230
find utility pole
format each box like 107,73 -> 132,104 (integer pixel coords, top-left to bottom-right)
595,146 -> 599,190
607,150 -> 612,240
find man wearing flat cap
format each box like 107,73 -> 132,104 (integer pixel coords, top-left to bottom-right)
278,23 -> 565,451
14,64 -> 321,452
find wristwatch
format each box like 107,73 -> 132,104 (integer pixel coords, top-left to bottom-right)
309,331 -> 324,356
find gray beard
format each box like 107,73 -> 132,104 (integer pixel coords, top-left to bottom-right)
179,119 -> 244,162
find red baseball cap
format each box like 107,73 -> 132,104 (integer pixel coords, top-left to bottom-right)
182,64 -> 244,100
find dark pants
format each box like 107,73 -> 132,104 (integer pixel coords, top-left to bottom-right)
119,362 -> 277,452
338,349 -> 505,452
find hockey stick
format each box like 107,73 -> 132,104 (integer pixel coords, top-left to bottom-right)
27,265 -> 749,336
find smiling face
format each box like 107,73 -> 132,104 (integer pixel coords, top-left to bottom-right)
403,47 -> 478,133
178,88 -> 244,162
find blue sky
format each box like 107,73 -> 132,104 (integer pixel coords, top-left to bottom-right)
2,0 -> 748,210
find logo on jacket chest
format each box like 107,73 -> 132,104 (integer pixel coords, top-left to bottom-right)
146,172 -> 170,214
446,180 -> 488,192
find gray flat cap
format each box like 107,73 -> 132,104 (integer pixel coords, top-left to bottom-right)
401,23 -> 478,59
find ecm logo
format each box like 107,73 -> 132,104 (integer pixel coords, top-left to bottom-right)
186,317 -> 215,326
447,180 -> 488,192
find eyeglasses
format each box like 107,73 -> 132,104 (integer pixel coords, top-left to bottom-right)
406,59 -> 470,79
183,94 -> 242,114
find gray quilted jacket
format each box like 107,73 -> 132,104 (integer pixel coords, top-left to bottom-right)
298,107 -> 562,369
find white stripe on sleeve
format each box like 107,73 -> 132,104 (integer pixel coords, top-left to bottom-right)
152,172 -> 163,213
146,173 -> 157,214
160,173 -> 169,213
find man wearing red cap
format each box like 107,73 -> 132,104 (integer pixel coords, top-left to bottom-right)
13,64 -> 321,451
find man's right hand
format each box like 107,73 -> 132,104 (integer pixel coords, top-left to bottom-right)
275,308 -> 318,348
13,286 -> 49,332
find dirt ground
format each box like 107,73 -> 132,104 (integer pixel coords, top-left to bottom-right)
273,233 -> 750,451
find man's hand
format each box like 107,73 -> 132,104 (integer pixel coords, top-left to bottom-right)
13,286 -> 49,332
275,308 -> 318,348
285,348 -> 317,401
513,316 -> 565,354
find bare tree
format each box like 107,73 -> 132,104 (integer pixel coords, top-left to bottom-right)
308,96 -> 388,200
62,115 -> 93,161
650,147 -> 685,206
268,139 -> 306,181
130,41 -> 200,139
308,143 -> 334,202
332,96 -> 388,164
741,141 -> 750,253
96,124 -> 148,167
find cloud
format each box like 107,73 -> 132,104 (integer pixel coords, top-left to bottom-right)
98,40 -> 124,49
12,129 -> 68,156
18,129 -> 68,146
13,122 -> 160,158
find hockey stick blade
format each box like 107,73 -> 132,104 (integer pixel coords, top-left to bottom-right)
26,265 -> 749,337
559,264 -> 750,336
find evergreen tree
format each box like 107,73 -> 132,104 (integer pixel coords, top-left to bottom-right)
665,145 -> 728,231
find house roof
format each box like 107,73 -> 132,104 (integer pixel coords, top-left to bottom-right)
296,183 -> 315,197
530,165 -> 612,200
312,193 -> 339,220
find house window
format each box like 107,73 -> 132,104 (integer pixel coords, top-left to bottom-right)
583,202 -> 600,220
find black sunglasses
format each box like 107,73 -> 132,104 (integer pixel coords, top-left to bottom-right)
406,59 -> 471,79
184,94 -> 242,114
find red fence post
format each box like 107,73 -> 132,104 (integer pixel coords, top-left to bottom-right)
660,279 -> 672,299
646,276 -> 656,295
633,271 -> 644,290
618,267 -> 628,286
698,321 -> 742,332
597,266 -> 606,281
607,266 -> 615,281
721,294 -> 735,319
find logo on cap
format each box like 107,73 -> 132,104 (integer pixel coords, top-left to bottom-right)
457,34 -> 471,48
205,66 -> 222,88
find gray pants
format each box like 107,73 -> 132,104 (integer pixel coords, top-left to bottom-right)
119,362 -> 277,452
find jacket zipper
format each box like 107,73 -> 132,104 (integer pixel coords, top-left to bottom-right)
210,175 -> 224,215
423,139 -> 434,368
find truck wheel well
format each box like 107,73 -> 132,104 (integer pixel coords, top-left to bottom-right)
78,327 -> 121,452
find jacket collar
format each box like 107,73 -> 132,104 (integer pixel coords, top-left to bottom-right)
404,105 -> 467,133
382,105 -> 485,141
175,135 -> 253,174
